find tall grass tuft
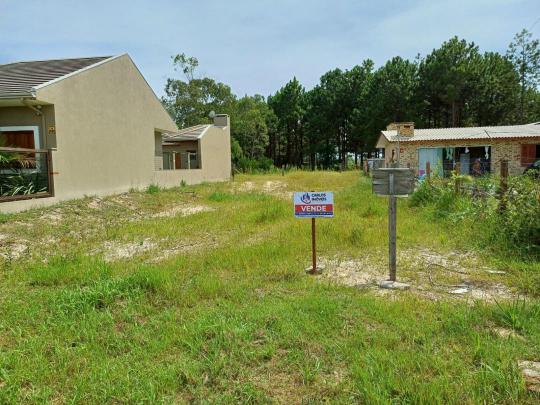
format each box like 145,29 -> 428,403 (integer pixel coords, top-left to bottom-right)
409,174 -> 540,258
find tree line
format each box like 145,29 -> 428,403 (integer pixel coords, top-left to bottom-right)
162,29 -> 540,170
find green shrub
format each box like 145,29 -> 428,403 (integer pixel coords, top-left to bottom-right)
236,157 -> 275,173
410,174 -> 540,257
493,175 -> 540,254
409,180 -> 438,207
146,184 -> 160,194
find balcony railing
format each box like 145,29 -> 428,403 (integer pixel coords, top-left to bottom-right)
0,147 -> 54,202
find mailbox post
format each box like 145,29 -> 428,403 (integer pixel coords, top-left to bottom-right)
372,168 -> 415,286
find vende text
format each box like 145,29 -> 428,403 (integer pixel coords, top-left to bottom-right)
295,204 -> 333,213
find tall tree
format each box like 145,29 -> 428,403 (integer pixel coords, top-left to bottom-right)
417,37 -> 481,127
267,78 -> 305,166
362,56 -> 417,150
163,53 -> 236,128
231,95 -> 274,159
507,29 -> 540,122
470,52 -> 520,125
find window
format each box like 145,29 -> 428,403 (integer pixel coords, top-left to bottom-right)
188,150 -> 198,169
163,152 -> 174,170
163,151 -> 198,170
0,126 -> 40,149
521,144 -> 540,167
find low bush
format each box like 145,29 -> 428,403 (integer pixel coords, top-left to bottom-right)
146,184 -> 160,194
235,157 -> 275,173
410,174 -> 540,257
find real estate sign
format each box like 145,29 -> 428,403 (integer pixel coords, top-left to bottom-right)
294,192 -> 334,218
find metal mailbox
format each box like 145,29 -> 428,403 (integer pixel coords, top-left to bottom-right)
372,168 -> 415,197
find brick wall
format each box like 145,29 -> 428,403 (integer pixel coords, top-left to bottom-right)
383,138 -> 540,176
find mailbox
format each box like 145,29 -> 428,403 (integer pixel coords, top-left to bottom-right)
372,168 -> 415,197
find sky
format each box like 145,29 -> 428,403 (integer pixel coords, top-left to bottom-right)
1,0 -> 539,98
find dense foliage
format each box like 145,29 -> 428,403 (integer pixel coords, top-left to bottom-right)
410,173 -> 540,258
163,30 -> 540,171
0,139 -> 48,197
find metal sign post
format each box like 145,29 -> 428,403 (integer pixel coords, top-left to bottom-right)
294,191 -> 334,274
372,168 -> 414,287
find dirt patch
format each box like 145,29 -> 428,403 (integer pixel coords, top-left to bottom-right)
39,210 -> 63,224
102,238 -> 156,262
236,181 -> 255,192
318,249 -> 519,302
152,204 -> 214,219
0,242 -> 28,261
234,180 -> 292,199
492,327 -> 526,341
110,194 -> 138,210
319,256 -> 383,288
518,360 -> 540,393
87,197 -> 106,210
147,234 -> 222,263
146,241 -> 210,263
263,180 -> 292,199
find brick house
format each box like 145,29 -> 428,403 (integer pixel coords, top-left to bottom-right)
376,122 -> 540,176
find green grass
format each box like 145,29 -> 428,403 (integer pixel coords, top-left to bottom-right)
0,171 -> 538,403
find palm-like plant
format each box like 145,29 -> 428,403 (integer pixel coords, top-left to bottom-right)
0,135 -> 47,197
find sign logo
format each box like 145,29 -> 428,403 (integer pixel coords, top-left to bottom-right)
294,192 -> 334,218
301,192 -> 311,204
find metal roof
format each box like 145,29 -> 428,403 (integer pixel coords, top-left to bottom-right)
163,124 -> 211,142
0,56 -> 113,98
380,123 -> 540,143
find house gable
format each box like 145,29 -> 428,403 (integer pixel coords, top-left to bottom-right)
35,54 -> 177,133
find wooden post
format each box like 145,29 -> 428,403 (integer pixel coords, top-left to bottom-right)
281,165 -> 285,176
311,218 -> 317,273
426,161 -> 431,182
388,172 -> 397,281
498,160 -> 509,213
454,177 -> 461,195
46,149 -> 55,197
363,160 -> 369,176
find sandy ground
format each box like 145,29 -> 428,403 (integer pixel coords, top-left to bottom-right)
234,180 -> 293,199
317,248 -> 518,302
151,204 -> 214,219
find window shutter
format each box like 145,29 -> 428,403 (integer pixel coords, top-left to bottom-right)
521,144 -> 536,166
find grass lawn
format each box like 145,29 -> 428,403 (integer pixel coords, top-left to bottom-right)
0,171 -> 539,404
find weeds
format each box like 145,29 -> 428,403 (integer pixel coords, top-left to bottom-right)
493,298 -> 540,334
410,175 -> 540,258
146,184 -> 160,194
0,171 -> 538,403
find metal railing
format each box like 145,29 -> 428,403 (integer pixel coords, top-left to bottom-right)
0,147 -> 54,202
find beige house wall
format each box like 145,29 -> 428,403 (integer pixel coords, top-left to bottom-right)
381,138 -> 540,176
1,55 -> 178,213
0,55 -> 232,213
200,125 -> 231,180
154,125 -> 231,187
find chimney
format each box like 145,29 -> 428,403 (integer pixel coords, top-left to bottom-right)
387,122 -> 414,137
213,114 -> 230,128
